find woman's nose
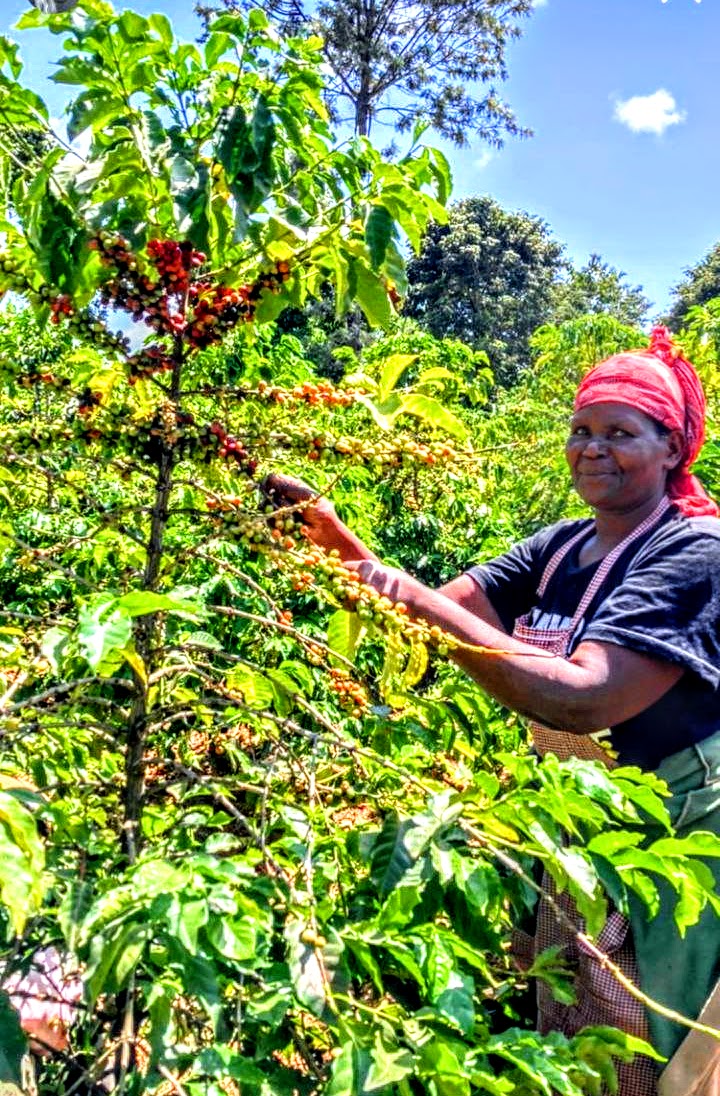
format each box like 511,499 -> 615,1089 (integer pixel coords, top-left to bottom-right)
582,436 -> 608,457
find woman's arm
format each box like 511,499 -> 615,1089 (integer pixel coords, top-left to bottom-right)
261,474 -> 378,562
346,561 -> 683,734
262,476 -> 511,626
438,573 -> 507,632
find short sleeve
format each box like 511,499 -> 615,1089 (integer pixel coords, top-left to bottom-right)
466,521 -> 583,634
581,520 -> 720,689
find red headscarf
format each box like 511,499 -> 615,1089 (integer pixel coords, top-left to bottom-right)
574,326 -> 719,519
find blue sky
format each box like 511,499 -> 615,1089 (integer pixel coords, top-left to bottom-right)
1,0 -> 716,317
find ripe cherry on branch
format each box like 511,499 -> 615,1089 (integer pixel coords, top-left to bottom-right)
90,235 -> 293,356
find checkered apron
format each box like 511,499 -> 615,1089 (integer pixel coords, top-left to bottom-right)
513,496 -> 672,1095
512,495 -> 671,767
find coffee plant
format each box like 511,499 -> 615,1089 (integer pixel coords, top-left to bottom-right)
1,4 -> 720,1095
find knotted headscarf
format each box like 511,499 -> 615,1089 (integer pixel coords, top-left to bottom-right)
574,326 -> 719,519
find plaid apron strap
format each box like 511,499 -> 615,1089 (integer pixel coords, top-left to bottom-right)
521,495 -> 672,768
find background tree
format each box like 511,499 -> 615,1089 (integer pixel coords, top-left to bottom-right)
666,241 -> 720,331
29,1 -> 80,11
200,0 -> 534,146
552,252 -> 650,328
404,196 -> 566,384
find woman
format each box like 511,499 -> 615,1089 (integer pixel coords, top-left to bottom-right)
267,327 -> 720,1095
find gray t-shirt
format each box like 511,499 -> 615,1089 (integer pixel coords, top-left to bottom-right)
467,509 -> 720,769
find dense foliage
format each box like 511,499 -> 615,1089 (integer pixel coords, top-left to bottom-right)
667,240 -> 720,332
0,5 -> 720,1096
405,198 -> 565,385
551,255 -> 650,330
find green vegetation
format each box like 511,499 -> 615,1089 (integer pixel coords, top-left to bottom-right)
0,4 -> 719,1095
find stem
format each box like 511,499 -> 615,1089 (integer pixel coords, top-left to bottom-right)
121,343 -> 183,863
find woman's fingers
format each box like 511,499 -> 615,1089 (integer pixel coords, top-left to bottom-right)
259,473 -> 315,507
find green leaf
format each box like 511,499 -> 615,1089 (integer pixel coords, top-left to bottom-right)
0,993 -> 25,1086
353,260 -> 393,328
401,637 -> 428,689
226,665 -> 275,709
417,1039 -> 470,1096
166,896 -> 208,953
651,831 -> 720,857
206,916 -> 257,963
78,605 -> 131,670
364,1033 -> 413,1092
286,921 -> 348,1022
41,625 -> 69,673
217,96 -> 276,231
327,609 -> 364,662
86,921 -> 147,1003
369,815 -> 416,899
579,1025 -> 664,1062
395,393 -> 468,440
365,205 -> 395,270
0,791 -> 46,934
377,353 -> 416,403
115,591 -> 201,617
148,12 -> 173,47
326,1042 -> 372,1096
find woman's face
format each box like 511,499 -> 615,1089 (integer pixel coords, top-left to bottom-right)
566,401 -> 684,513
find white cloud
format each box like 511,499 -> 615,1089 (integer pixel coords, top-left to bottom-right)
533,0 -> 548,6
613,88 -> 686,135
473,149 -> 494,171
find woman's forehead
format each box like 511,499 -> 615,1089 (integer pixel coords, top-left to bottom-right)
570,401 -> 655,425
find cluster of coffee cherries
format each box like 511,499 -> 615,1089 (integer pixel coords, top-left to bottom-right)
206,421 -> 257,470
207,496 -> 284,550
17,371 -> 71,390
270,425 -> 459,469
0,420 -> 72,454
291,548 -> 458,658
255,379 -> 357,409
146,238 -> 204,294
93,232 -> 205,340
328,667 -> 369,717
71,403 -> 258,474
185,261 -> 292,350
76,388 -> 103,415
91,233 -> 292,358
49,294 -> 74,325
127,346 -> 173,384
0,253 -> 129,355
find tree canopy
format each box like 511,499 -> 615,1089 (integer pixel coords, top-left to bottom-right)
201,0 -> 534,146
404,196 -> 565,384
667,241 -> 720,332
552,253 -> 651,329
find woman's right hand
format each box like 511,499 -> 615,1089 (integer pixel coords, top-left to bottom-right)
260,473 -> 378,561
260,473 -> 341,550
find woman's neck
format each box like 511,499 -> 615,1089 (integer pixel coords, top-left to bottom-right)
580,493 -> 667,564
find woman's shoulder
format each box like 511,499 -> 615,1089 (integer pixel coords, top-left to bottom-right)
646,510 -> 720,546
532,517 -> 594,556
631,510 -> 720,568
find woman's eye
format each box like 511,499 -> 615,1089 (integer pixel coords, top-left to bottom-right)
570,426 -> 589,437
610,428 -> 631,438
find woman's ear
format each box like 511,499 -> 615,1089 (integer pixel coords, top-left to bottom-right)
664,429 -> 686,471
